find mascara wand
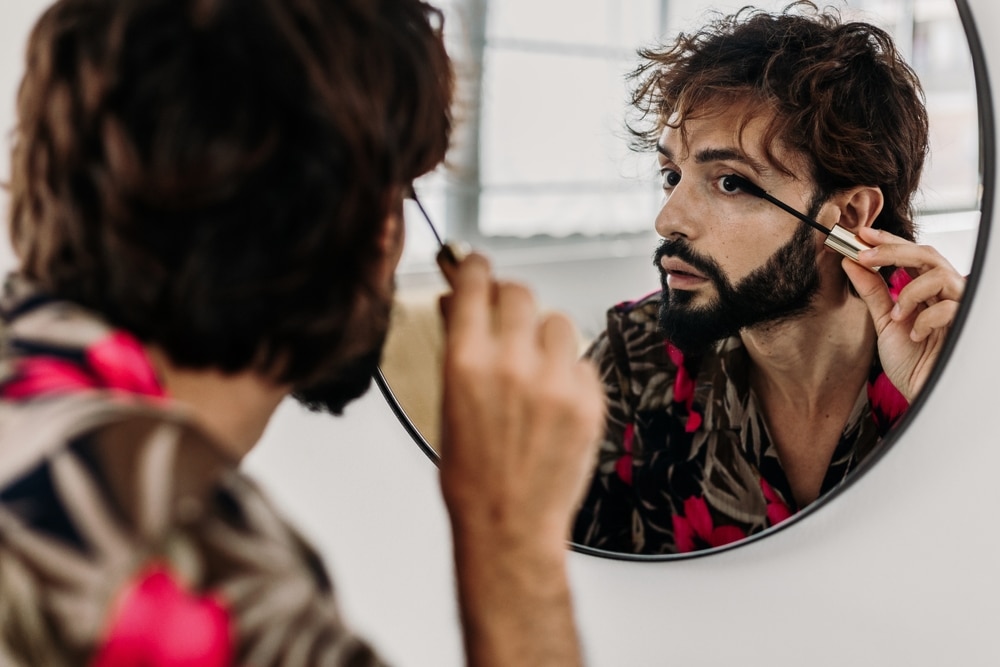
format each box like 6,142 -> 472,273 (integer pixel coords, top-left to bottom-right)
723,174 -> 878,272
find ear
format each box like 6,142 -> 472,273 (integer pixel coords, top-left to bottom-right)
830,185 -> 884,232
377,204 -> 404,256
373,191 -> 406,289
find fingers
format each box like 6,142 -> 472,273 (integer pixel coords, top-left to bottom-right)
496,282 -> 537,357
437,252 -> 605,542
847,228 -> 966,346
442,252 -> 492,340
854,225 -> 906,248
440,252 -> 595,413
538,313 -> 605,439
538,313 -> 580,364
571,359 -> 606,445
891,264 -> 965,320
842,257 -> 894,331
910,300 -> 960,343
855,228 -> 958,278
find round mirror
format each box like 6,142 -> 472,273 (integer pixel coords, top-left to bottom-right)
376,0 -> 990,559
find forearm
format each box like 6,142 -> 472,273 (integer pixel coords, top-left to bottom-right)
452,528 -> 583,667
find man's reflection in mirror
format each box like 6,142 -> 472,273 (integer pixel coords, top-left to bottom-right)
571,1 -> 966,555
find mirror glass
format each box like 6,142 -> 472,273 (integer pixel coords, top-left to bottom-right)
377,0 -> 986,558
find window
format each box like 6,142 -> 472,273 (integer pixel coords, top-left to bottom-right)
401,0 -> 980,277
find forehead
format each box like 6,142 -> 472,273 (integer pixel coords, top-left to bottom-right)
658,102 -> 809,179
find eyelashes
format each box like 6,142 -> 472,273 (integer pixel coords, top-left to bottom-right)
721,173 -> 766,197
659,168 -> 763,197
720,174 -> 832,235
658,168 -> 833,238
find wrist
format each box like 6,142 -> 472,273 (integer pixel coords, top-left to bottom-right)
447,501 -> 571,562
451,522 -> 580,667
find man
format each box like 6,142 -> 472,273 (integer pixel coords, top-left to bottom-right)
0,0 -> 604,665
572,3 -> 965,555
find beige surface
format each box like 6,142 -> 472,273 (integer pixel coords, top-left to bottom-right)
380,289 -> 447,453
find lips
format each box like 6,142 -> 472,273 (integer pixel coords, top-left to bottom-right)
661,257 -> 707,280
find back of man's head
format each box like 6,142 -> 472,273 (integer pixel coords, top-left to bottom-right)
631,0 -> 928,242
9,0 -> 453,385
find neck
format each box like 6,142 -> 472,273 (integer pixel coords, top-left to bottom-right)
740,289 -> 875,413
145,347 -> 288,460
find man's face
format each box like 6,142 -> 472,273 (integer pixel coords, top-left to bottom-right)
653,104 -> 828,352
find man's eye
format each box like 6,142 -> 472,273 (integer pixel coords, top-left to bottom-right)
719,174 -> 743,194
661,169 -> 681,188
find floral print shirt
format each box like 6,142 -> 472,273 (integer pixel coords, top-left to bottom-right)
0,276 -> 386,666
571,290 -> 909,556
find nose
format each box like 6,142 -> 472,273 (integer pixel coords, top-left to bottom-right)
654,184 -> 698,240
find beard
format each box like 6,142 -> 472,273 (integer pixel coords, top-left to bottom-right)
291,296 -> 391,416
291,343 -> 385,415
655,222 -> 821,354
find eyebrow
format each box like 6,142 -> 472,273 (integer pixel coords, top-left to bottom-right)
656,143 -> 773,177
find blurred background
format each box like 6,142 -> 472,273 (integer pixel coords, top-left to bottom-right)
380,0 -> 983,451
397,0 -> 981,339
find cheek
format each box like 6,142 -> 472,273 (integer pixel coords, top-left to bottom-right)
715,226 -> 773,275
717,224 -> 804,282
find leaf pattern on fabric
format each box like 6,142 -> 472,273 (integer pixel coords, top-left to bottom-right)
671,496 -> 747,553
0,276 -> 388,666
571,291 -> 907,555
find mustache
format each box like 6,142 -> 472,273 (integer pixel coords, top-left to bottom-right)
653,238 -> 727,286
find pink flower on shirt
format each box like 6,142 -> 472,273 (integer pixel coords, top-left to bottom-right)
761,479 -> 794,526
615,423 -> 636,486
672,496 -> 746,553
888,267 -> 913,300
1,330 -> 164,400
85,331 -> 165,397
0,357 -> 97,399
666,343 -> 703,433
91,563 -> 232,667
868,371 -> 908,430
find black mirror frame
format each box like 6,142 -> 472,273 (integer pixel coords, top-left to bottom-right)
375,0 -> 994,561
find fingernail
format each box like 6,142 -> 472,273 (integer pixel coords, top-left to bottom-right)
891,304 -> 902,319
859,248 -> 878,260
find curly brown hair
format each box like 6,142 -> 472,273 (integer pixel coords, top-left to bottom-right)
9,0 -> 453,385
630,1 -> 928,242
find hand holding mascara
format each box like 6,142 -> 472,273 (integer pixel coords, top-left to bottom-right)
410,192 -> 606,584
839,225 -> 965,401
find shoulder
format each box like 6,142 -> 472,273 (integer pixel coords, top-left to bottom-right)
586,292 -> 688,408
604,291 -> 663,336
0,398 -> 384,665
589,292 -> 664,357
592,290 -> 679,364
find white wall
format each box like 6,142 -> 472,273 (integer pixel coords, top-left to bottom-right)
1,2 -> 997,665
252,1 -> 1000,663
